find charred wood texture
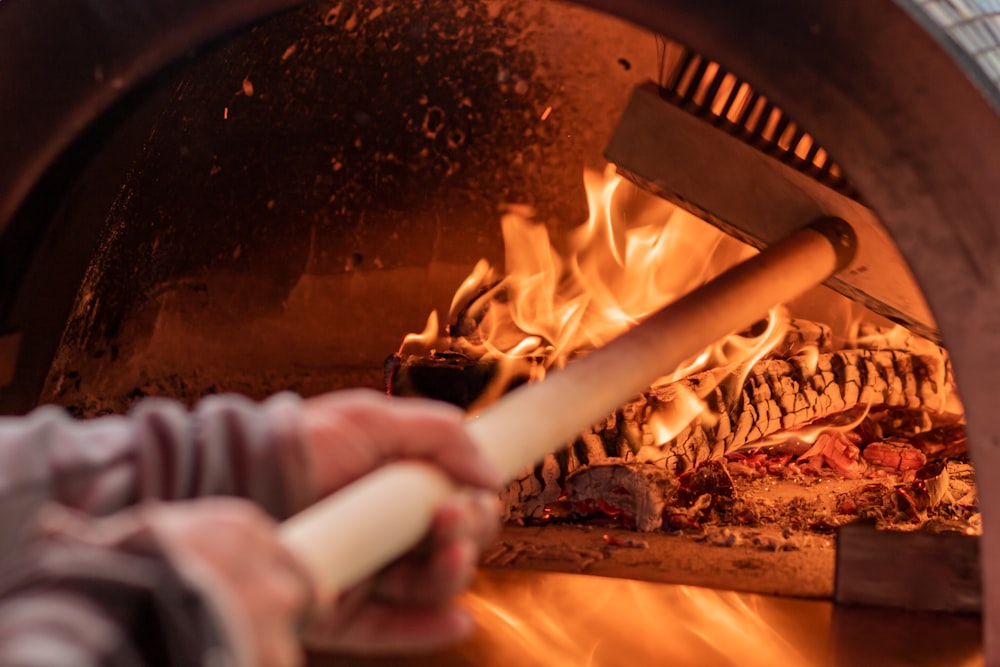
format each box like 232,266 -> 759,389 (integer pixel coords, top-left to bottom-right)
385,351 -> 510,409
501,342 -> 953,523
768,319 -> 833,357
385,319 -> 954,525
562,463 -> 678,531
653,347 -> 952,469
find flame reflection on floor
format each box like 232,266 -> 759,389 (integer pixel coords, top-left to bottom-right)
313,569 -> 982,667
461,569 -> 830,666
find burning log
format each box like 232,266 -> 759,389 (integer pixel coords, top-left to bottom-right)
281,221 -> 857,597
562,463 -> 678,531
385,351 -> 500,409
500,341 -> 954,524
649,346 -> 950,468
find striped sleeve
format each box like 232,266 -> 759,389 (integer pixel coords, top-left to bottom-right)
0,393 -> 316,560
0,524 -> 235,667
130,393 -> 315,518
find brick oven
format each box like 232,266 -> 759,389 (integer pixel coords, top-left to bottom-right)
1,1 -> 998,665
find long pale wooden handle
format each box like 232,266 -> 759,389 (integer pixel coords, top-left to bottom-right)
280,219 -> 855,601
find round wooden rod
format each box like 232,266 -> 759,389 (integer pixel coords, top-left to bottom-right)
279,218 -> 855,602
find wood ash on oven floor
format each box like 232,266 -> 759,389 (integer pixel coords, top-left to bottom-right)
482,423 -> 976,598
532,409 -> 977,537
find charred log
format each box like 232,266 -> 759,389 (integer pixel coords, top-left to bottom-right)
385,351 -> 519,409
385,316 -> 956,527
607,345 -> 949,474
503,344 -> 953,523
562,463 -> 678,531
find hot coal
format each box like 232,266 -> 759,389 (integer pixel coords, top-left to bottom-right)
526,415 -> 973,539
562,463 -> 678,531
388,315 -> 972,539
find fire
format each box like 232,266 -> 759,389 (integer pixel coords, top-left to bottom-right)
647,385 -> 715,446
399,310 -> 440,355
399,165 -> 789,423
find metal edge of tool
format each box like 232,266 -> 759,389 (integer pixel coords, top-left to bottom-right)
605,81 -> 940,342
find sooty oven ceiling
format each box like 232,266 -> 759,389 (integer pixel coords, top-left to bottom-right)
38,0 -> 665,413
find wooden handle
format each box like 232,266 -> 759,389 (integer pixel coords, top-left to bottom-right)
279,219 -> 855,601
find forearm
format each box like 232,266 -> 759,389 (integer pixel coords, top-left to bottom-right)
130,393 -> 313,517
0,393 -> 316,555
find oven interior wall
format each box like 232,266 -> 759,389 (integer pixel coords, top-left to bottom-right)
40,0 -> 668,413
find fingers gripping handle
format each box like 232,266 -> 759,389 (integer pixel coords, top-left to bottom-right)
280,461 -> 456,603
279,219 -> 855,600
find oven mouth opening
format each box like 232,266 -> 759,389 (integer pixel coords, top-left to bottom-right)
4,0 -> 991,665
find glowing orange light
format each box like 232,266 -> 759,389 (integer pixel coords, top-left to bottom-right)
398,310 -> 440,356
452,570 -> 837,667
399,165 -> 787,436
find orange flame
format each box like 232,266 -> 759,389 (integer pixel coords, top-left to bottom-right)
401,165 -> 789,426
647,384 -> 716,446
398,310 -> 440,356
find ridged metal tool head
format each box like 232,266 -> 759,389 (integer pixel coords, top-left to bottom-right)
606,47 -> 938,341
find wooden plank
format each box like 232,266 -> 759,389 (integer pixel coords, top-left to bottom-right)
835,520 -> 980,613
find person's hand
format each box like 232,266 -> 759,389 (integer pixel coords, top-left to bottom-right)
299,390 -> 502,654
301,389 -> 502,497
142,498 -> 314,667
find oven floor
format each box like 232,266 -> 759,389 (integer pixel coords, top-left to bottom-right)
482,523 -> 836,598
308,569 -> 981,667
